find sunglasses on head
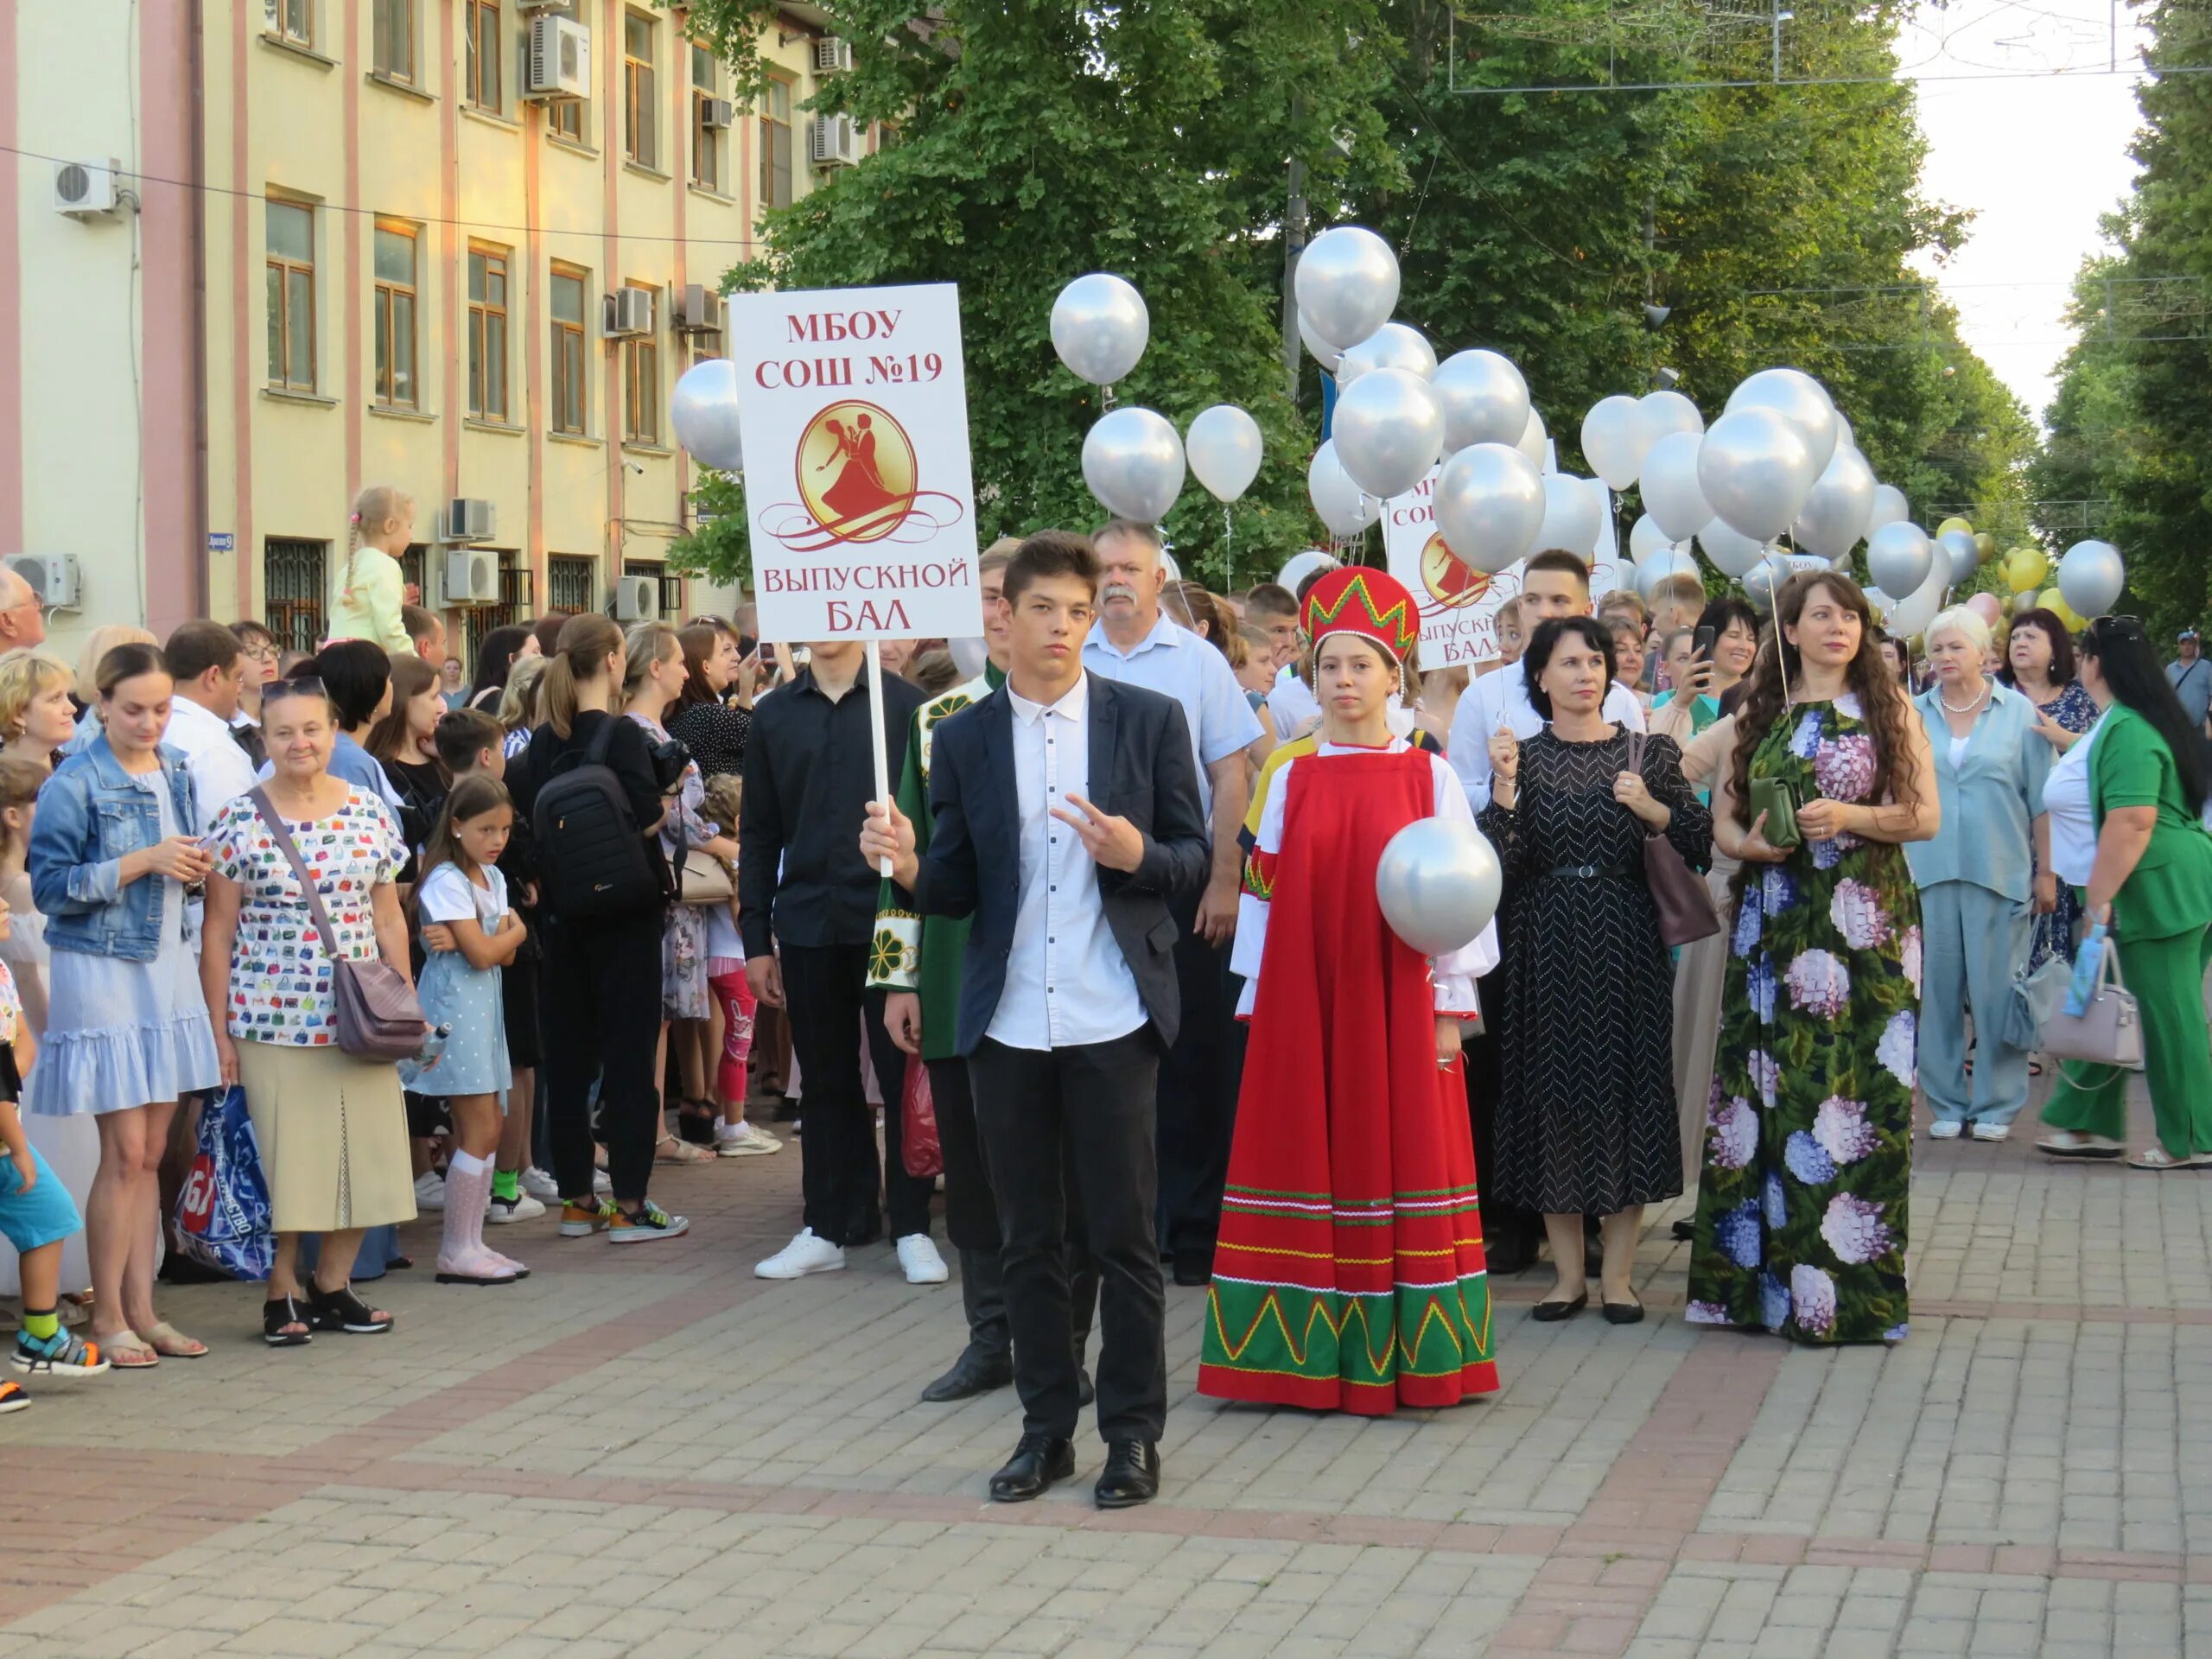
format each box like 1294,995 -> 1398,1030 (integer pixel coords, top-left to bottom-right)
262,675 -> 327,703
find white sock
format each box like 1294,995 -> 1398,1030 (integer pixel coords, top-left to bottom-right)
448,1150 -> 489,1179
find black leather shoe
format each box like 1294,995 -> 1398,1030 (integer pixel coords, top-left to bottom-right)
1094,1440 -> 1160,1509
1077,1368 -> 1096,1408
988,1434 -> 1075,1503
1485,1233 -> 1537,1276
919,1347 -> 1014,1404
1670,1218 -> 1695,1243
1171,1256 -> 1213,1287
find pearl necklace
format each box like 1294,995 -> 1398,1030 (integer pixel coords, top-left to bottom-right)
1939,680 -> 1990,715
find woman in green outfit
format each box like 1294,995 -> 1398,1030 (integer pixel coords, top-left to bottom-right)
1688,574 -> 1937,1345
2037,615 -> 2212,1171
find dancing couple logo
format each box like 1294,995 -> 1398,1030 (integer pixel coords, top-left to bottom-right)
760,399 -> 965,554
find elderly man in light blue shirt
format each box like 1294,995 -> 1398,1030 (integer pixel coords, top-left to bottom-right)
1906,607 -> 2056,1140
1082,519 -> 1264,1284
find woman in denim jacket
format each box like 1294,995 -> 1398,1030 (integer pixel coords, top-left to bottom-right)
26,643 -> 222,1367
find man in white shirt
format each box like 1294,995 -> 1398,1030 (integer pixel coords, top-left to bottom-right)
1447,550 -> 1647,810
161,620 -> 257,833
0,567 -> 43,652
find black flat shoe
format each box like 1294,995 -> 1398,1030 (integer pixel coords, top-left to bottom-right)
988,1433 -> 1075,1503
1485,1235 -> 1538,1276
1171,1258 -> 1213,1288
919,1346 -> 1014,1404
1095,1440 -> 1160,1509
1670,1218 -> 1695,1242
1530,1294 -> 1587,1323
1602,1294 -> 1644,1325
1077,1367 -> 1096,1408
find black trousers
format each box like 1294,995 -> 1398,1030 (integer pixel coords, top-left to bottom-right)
969,1029 -> 1165,1446
1155,903 -> 1237,1269
1464,972 -> 1537,1256
781,943 -> 931,1246
540,908 -> 664,1206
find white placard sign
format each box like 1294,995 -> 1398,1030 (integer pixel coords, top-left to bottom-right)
1382,470 -> 1621,668
727,283 -> 982,642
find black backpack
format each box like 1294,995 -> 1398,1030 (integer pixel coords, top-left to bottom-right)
531,717 -> 663,921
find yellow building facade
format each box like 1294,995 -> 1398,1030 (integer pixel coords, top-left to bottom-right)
3,0 -> 847,667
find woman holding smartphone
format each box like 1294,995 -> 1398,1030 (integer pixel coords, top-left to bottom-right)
1688,573 -> 1935,1347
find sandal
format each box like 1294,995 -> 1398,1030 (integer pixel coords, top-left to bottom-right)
96,1327 -> 161,1368
307,1282 -> 394,1335
143,1321 -> 207,1359
655,1133 -> 715,1166
2128,1146 -> 2212,1171
263,1296 -> 314,1347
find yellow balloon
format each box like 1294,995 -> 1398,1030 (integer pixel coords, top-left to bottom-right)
2004,546 -> 2049,594
2040,588 -> 2082,631
1937,515 -> 1974,541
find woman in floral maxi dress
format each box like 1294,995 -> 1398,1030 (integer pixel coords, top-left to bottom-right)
1688,574 -> 1937,1345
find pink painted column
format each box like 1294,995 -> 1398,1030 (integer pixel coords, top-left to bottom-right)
138,0 -> 205,631
343,0 -> 364,503
600,0 -> 623,585
228,1 -> 254,617
440,0 -> 461,517
0,2 -> 22,558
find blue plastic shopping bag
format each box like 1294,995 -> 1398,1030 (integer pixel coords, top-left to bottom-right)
2064,922 -> 2109,1020
174,1084 -> 275,1281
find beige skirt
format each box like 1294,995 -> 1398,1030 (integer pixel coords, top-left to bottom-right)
236,1040 -> 418,1234
1673,854 -> 1741,1186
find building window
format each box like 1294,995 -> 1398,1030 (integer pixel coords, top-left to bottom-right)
264,199 -> 316,391
464,0 -> 501,111
688,322 -> 723,372
550,264 -> 588,435
622,283 -> 659,444
623,10 -> 658,169
372,220 -> 419,408
549,7 -> 588,145
264,538 -> 328,652
265,0 -> 312,49
547,554 -> 595,613
454,549 -> 533,662
759,75 -> 792,209
372,0 -> 414,80
467,245 -> 510,421
690,41 -> 721,191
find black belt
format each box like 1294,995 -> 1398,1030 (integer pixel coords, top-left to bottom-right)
1541,863 -> 1634,880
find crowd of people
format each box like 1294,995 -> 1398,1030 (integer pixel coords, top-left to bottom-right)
0,486 -> 2205,1513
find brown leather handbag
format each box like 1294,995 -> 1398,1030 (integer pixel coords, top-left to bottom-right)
1627,734 -> 1722,947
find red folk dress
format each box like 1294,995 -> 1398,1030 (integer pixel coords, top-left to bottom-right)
1198,743 -> 1501,1414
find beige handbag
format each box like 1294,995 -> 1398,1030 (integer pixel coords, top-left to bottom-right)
2041,938 -> 2145,1071
674,848 -> 734,906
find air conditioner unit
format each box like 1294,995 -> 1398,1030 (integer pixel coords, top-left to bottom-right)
3,555 -> 78,610
613,574 -> 660,622
524,15 -> 591,99
439,498 -> 497,543
674,284 -> 725,336
53,159 -> 122,220
809,114 -> 860,168
442,549 -> 500,605
700,97 -> 734,131
603,286 -> 654,338
814,37 -> 853,73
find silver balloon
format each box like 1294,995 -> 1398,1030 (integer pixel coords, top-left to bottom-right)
1698,407 -> 1816,543
1885,560 -> 1949,639
2014,588 -> 2041,617
1834,412 -> 1856,454
1298,310 -> 1346,373
1515,407 -> 1550,473
1432,350 -> 1531,450
1743,553 -> 1796,613
947,638 -> 989,680
1726,367 -> 1839,480
1866,483 -> 1910,532
1698,518 -> 1770,579
1580,395 -> 1647,492
1160,549 -> 1182,583
1051,273 -> 1149,387
1185,405 -> 1263,504
1336,321 -> 1437,388
1433,442 -> 1545,575
1376,817 -> 1502,957
1308,441 -> 1380,539
1332,368 -> 1446,500
1791,444 -> 1877,560
2058,538 -> 2126,620
1081,406 -> 1184,523
669,359 -> 745,473
1536,474 -> 1604,559
1294,226 -> 1401,359
1278,549 -> 1339,594
1865,519 -> 1934,602
1937,528 -> 1980,587
1637,547 -> 1702,601
1640,429 -> 1713,543
1634,389 -> 1705,456
1628,512 -> 1675,567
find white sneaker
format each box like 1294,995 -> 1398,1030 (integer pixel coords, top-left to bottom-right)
715,1122 -> 783,1157
487,1191 -> 547,1224
1969,1122 -> 2011,1143
897,1234 -> 950,1286
521,1166 -> 562,1202
413,1170 -> 448,1211
1927,1120 -> 1963,1141
755,1228 -> 846,1281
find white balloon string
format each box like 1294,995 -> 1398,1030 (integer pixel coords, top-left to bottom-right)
1102,383 -> 1117,412
1223,505 -> 1233,575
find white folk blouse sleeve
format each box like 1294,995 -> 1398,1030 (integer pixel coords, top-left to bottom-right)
1427,752 -> 1498,1015
1230,754 -> 1293,1018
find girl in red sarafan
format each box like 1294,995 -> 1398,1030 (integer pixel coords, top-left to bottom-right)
1198,566 -> 1502,1414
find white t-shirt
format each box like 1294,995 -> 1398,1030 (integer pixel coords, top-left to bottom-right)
703,902 -> 743,962
2043,718 -> 2104,888
417,861 -> 508,931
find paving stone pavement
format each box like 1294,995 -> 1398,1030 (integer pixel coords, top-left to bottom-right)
1,1084 -> 2209,1659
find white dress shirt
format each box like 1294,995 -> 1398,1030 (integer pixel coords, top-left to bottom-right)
1268,668 -> 1321,741
985,676 -> 1147,1052
1082,610 -> 1264,817
163,694 -> 259,834
1446,660 -> 1647,811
